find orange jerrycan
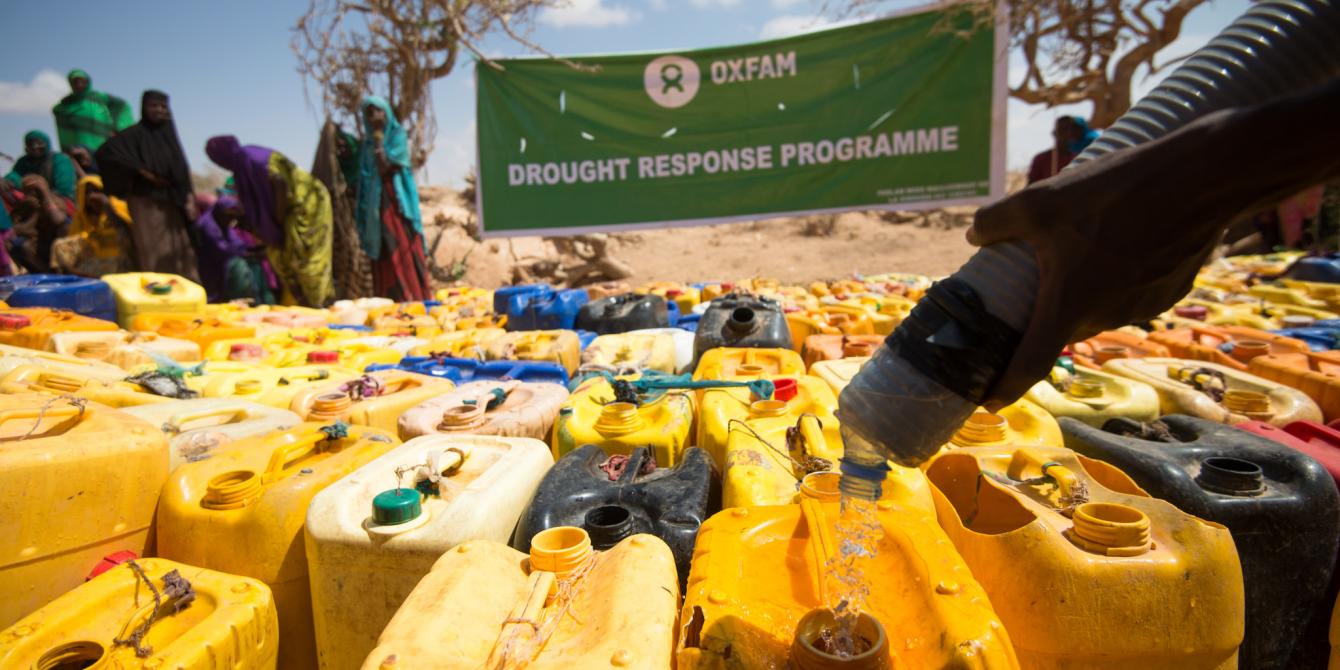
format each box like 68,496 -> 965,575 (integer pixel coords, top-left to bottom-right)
925,446 -> 1244,668
103,272 -> 207,327
0,394 -> 167,628
0,307 -> 118,351
156,422 -> 400,670
133,313 -> 255,349
1248,349 -> 1340,422
1105,357 -> 1323,425
809,355 -> 869,394
677,497 -> 1017,669
362,529 -> 679,670
123,398 -> 302,471
696,373 -> 933,511
0,558 -> 279,670
945,399 -> 1064,450
485,330 -> 582,374
288,370 -> 455,434
800,333 -> 881,367
1070,330 -> 1171,369
693,346 -> 806,380
1147,325 -> 1310,371
552,374 -> 695,467
398,379 -> 569,440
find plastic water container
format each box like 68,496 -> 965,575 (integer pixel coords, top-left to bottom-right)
1247,349 -> 1340,422
398,379 -> 568,440
1104,357 -> 1322,425
370,311 -> 442,338
288,370 -> 455,434
492,283 -> 551,315
50,330 -> 201,371
364,530 -> 678,670
580,331 -> 679,374
692,346 -> 805,381
395,356 -> 571,386
513,444 -> 711,581
926,445 -> 1244,668
0,341 -> 125,381
0,558 -> 279,670
132,314 -> 255,349
103,272 -> 206,328
410,328 -> 506,359
799,333 -> 882,367
553,374 -> 694,467
1286,255 -> 1340,284
305,434 -> 553,669
122,398 -> 302,471
1271,326 -> 1340,351
677,498 -> 1016,669
343,334 -> 429,356
329,297 -> 394,326
0,307 -> 118,351
1025,366 -> 1161,427
156,422 -> 400,669
692,293 -> 791,366
485,330 -> 582,374
0,394 -> 167,628
945,399 -> 1064,450
675,312 -> 701,332
809,355 -> 868,394
200,366 -> 361,409
1148,325 -> 1311,371
624,327 -> 695,373
784,307 -> 877,350
0,274 -> 117,322
0,363 -> 180,408
1236,420 -> 1340,488
1070,329 -> 1172,369
1061,415 -> 1339,669
505,287 -> 589,331
575,293 -> 670,334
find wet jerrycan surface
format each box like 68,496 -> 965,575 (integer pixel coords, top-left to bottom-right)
692,346 -> 806,381
363,529 -> 677,670
580,330 -> 679,374
288,370 -> 455,434
551,374 -> 695,468
0,307 -> 119,351
925,445 -> 1244,669
1069,329 -> 1171,369
397,379 -> 568,440
696,373 -> 933,512
200,365 -> 361,409
512,444 -> 710,582
1025,366 -> 1161,427
1249,349 -> 1340,422
411,327 -> 507,359
0,558 -> 279,670
944,399 -> 1064,450
799,333 -> 882,368
485,330 -> 582,374
156,422 -> 400,670
306,434 -> 554,670
1060,414 -> 1340,670
0,394 -> 168,629
692,293 -> 792,366
122,397 -> 302,471
575,292 -> 670,334
809,355 -> 869,394
1104,356 -> 1323,425
102,272 -> 207,328
1147,324 -> 1311,371
678,497 -> 1018,670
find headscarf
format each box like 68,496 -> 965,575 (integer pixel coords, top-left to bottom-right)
205,135 -> 282,246
5,130 -> 76,200
193,195 -> 253,300
95,90 -> 193,206
71,175 -> 132,259
1066,116 -> 1100,154
355,96 -> 422,259
51,69 -> 134,152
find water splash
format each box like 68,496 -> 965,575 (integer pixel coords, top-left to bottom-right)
824,494 -> 884,658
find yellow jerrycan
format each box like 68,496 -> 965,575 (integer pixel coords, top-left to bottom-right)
925,445 -> 1245,669
693,347 -> 806,381
0,558 -> 279,670
361,528 -> 679,670
398,379 -> 569,440
122,398 -> 302,471
552,374 -> 694,467
1104,357 -> 1323,425
696,374 -> 933,511
49,330 -> 201,370
0,341 -> 126,381
200,365 -> 360,409
810,355 -> 869,394
0,394 -> 167,628
485,330 -> 582,375
677,497 -> 1018,669
0,363 -> 178,408
102,272 -> 207,328
178,359 -> 261,393
132,314 -> 256,349
305,434 -> 555,669
1026,366 -> 1161,427
410,327 -> 507,359
945,399 -> 1064,450
288,370 -> 455,434
156,422 -> 400,670
580,331 -> 679,374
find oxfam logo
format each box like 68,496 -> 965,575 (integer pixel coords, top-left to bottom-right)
644,55 -> 700,109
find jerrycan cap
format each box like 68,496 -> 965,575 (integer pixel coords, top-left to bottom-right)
307,350 -> 340,364
372,488 -> 423,525
1174,305 -> 1208,320
0,313 -> 31,330
772,378 -> 799,402
666,289 -> 683,298
145,282 -> 173,295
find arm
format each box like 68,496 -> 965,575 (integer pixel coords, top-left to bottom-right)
272,173 -> 290,225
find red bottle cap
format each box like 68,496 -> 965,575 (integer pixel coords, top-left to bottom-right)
0,314 -> 30,330
1174,305 -> 1208,320
773,378 -> 799,402
720,282 -> 735,292
308,350 -> 340,364
86,550 -> 138,581
666,289 -> 683,298
229,343 -> 264,360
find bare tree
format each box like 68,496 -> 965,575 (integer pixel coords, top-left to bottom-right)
836,0 -> 1207,127
292,0 -> 575,167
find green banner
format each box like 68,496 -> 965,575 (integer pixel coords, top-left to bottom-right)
476,7 -> 1004,236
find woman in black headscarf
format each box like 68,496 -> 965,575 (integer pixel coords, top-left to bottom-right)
95,90 -> 200,280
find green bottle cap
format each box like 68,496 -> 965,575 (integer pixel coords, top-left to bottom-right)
1056,356 -> 1076,375
372,488 -> 422,526
146,282 -> 172,295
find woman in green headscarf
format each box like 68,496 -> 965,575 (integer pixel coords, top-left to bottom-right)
3,131 -> 76,201
51,70 -> 134,152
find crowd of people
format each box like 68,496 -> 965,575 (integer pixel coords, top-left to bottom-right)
0,70 -> 431,305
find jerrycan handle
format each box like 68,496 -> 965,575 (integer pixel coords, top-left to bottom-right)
262,430 -> 332,483
165,406 -> 250,432
1006,449 -> 1080,502
0,405 -> 87,441
799,497 -> 837,603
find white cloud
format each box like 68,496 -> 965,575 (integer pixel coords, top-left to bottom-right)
0,70 -> 67,116
770,0 -> 808,7
758,14 -> 833,39
690,0 -> 742,7
539,0 -> 639,28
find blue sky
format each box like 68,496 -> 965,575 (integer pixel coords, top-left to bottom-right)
0,0 -> 1247,187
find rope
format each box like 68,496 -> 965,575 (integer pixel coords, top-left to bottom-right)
727,417 -> 830,478
319,421 -> 350,441
1173,365 -> 1227,402
584,369 -> 773,406
341,374 -> 385,400
20,395 -> 87,440
488,550 -> 601,670
113,560 -> 195,658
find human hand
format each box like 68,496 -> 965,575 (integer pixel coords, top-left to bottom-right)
20,175 -> 51,202
138,168 -> 169,188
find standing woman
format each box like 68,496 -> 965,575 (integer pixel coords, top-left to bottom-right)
51,69 -> 134,153
312,119 -> 374,299
356,96 -> 430,301
95,90 -> 200,280
205,135 -> 334,307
